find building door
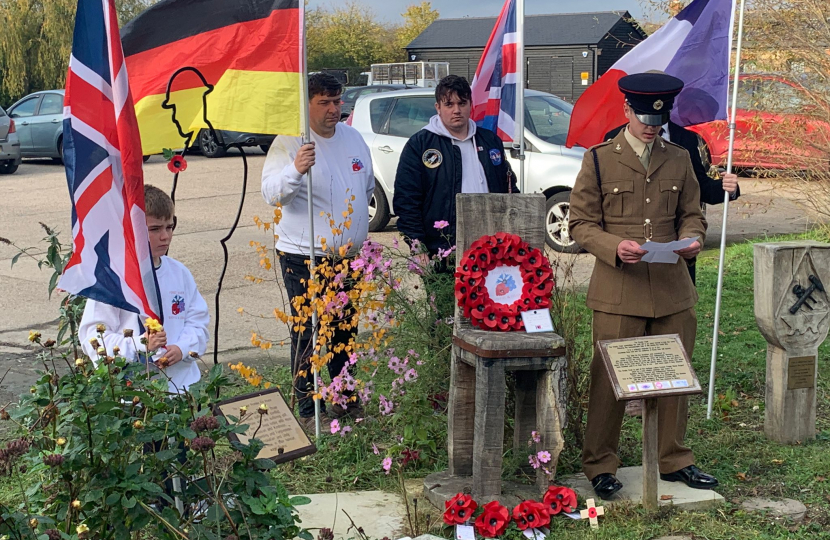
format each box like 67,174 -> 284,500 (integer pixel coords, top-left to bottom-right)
550,56 -> 575,102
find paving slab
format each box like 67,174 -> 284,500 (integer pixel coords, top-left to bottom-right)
560,466 -> 724,511
423,470 -> 540,508
295,490 -> 407,539
741,497 -> 807,522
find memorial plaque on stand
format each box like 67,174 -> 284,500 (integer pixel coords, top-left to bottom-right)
215,388 -> 316,463
598,334 -> 702,401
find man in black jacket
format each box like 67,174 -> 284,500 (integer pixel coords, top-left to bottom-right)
394,75 -> 518,269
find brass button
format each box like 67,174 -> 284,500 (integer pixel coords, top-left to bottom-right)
646,198 -> 651,203
646,178 -> 651,183
672,186 -> 678,191
613,187 -> 619,193
645,219 -> 651,224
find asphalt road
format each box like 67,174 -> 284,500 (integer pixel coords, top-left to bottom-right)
0,150 -> 818,407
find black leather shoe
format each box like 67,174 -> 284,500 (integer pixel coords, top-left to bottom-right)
591,473 -> 623,500
660,465 -> 719,489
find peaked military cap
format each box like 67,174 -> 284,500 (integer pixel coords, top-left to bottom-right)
619,72 -> 684,126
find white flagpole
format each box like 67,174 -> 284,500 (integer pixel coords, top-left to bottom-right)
514,0 -> 526,192
707,0 -> 746,420
299,4 -> 321,439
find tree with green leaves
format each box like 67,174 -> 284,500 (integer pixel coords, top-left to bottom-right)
0,0 -> 155,106
396,1 -> 439,52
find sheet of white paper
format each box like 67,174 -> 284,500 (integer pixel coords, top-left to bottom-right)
522,528 -> 547,539
564,511 -> 582,520
456,524 -> 475,540
639,236 -> 699,264
522,309 -> 555,333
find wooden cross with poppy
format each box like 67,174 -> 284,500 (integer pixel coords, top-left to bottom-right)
579,498 -> 605,529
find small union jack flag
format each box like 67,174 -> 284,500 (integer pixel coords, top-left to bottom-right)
471,0 -> 518,142
58,0 -> 162,322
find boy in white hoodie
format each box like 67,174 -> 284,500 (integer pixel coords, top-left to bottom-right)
79,185 -> 209,393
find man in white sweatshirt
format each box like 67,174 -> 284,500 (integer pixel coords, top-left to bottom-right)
79,185 -> 209,394
261,73 -> 374,431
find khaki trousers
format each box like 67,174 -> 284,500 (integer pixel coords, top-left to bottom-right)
582,309 -> 697,481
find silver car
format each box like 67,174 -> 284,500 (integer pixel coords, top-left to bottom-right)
7,90 -> 65,163
0,105 -> 22,174
348,88 -> 586,252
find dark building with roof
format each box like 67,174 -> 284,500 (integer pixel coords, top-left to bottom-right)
405,11 -> 646,102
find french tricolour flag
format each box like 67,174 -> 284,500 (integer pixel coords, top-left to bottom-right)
59,0 -> 162,323
471,0 -> 518,142
566,0 -> 736,149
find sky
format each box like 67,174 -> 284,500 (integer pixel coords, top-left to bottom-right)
308,0 -> 650,25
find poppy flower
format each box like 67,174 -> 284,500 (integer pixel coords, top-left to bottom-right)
533,279 -> 554,296
167,154 -> 187,173
474,501 -> 510,538
454,280 -> 469,301
443,493 -> 478,525
481,303 -> 499,329
543,486 -> 578,515
512,500 -> 550,530
514,242 -> 530,262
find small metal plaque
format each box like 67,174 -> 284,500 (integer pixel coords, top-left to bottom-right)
598,334 -> 702,401
214,388 -> 316,463
787,356 -> 816,390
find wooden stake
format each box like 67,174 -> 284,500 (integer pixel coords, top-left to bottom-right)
642,398 -> 659,511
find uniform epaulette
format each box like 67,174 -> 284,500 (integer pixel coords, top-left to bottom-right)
663,139 -> 685,151
588,140 -> 614,152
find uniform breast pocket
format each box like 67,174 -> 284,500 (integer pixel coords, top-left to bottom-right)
601,181 -> 634,218
659,180 -> 683,216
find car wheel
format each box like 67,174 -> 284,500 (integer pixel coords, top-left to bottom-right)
545,191 -> 581,253
0,161 -> 19,174
368,183 -> 391,232
52,138 -> 64,165
259,144 -> 271,154
199,129 -> 226,158
143,155 -> 151,163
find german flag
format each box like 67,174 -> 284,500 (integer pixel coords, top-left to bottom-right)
122,0 -> 302,155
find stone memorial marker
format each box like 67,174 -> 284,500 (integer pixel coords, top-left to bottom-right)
754,242 -> 830,443
598,334 -> 702,511
215,387 -> 316,463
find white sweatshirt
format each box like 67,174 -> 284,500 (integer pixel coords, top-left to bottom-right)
261,125 -> 375,256
423,115 -> 489,194
78,256 -> 209,393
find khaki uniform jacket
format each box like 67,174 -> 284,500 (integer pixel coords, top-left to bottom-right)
569,129 -> 707,318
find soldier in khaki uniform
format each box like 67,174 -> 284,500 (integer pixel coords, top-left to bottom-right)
569,73 -> 719,500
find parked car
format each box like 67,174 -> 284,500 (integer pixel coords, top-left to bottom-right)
192,129 -> 275,158
340,85 -> 409,120
347,88 -> 586,252
6,90 -> 65,163
690,74 -> 830,171
0,105 -> 22,174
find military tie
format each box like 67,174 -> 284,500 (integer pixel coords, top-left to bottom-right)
639,144 -> 651,170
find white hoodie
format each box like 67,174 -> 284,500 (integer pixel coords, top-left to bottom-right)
423,116 -> 489,194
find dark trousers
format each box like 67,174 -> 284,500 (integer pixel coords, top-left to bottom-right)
279,253 -> 356,418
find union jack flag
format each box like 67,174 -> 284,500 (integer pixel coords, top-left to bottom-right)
471,0 -> 518,142
59,0 -> 162,322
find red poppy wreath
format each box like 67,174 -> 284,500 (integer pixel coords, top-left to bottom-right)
455,232 -> 554,331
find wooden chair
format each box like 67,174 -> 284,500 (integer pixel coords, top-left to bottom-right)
447,194 -> 568,501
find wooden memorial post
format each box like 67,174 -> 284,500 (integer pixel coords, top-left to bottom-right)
754,242 -> 830,443
425,194 -> 568,506
597,335 -> 702,511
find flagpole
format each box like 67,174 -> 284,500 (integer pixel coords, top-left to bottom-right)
299,4 -> 321,440
514,0 -> 526,192
707,0 -> 746,420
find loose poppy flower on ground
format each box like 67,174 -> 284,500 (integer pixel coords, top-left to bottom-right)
444,493 -> 478,525
474,500 -> 510,537
167,154 -> 188,173
543,485 -> 578,514
512,500 -> 550,530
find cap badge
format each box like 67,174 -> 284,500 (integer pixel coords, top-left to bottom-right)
615,144 -> 621,151
653,99 -> 664,111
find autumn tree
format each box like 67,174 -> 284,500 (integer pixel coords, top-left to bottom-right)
0,0 -> 155,105
396,1 -> 439,53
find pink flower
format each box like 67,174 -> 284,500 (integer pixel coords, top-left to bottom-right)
330,419 -> 340,434
340,426 -> 352,437
434,220 -> 450,230
404,368 -> 418,382
382,457 -> 393,474
530,430 -> 541,444
537,451 -> 551,464
392,237 -> 399,248
528,454 -> 540,469
350,258 -> 366,271
372,443 -> 380,455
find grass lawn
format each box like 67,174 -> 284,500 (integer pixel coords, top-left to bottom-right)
2,232 -> 829,539
251,231 -> 830,539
